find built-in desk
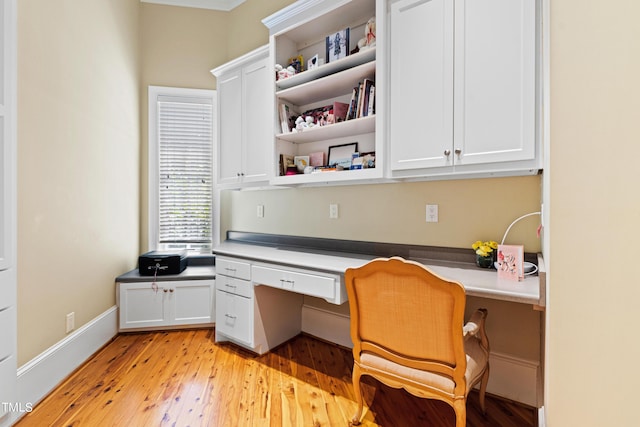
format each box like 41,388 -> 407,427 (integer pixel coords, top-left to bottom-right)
214,232 -> 544,407
213,233 -> 545,353
214,240 -> 545,307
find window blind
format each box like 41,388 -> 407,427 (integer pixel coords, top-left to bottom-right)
157,96 -> 213,251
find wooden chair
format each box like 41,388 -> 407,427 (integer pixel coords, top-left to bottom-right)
345,257 -> 490,426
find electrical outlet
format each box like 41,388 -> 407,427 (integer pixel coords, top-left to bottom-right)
426,204 -> 438,223
257,204 -> 264,218
66,312 -> 75,333
329,204 -> 339,219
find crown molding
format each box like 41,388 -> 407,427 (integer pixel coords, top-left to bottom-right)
140,0 -> 246,12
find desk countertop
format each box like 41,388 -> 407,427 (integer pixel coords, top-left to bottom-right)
214,241 -> 544,306
116,265 -> 216,283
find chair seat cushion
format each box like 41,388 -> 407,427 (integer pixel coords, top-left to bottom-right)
360,337 -> 488,396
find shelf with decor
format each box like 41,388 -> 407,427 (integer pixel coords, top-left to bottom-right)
263,0 -> 385,186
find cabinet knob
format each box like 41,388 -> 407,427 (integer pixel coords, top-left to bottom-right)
169,289 -> 174,293
444,149 -> 451,157
454,148 -> 462,156
163,288 -> 168,293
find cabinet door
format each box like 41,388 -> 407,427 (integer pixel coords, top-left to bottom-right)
241,57 -> 271,183
215,289 -> 252,345
389,0 -> 454,170
173,280 -> 214,326
217,69 -> 243,185
119,282 -> 168,330
453,0 -> 536,165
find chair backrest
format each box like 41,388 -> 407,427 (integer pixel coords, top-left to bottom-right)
346,257 -> 467,379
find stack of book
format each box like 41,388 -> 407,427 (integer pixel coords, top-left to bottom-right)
346,78 -> 375,121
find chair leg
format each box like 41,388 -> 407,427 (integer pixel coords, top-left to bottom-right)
453,399 -> 466,427
351,365 -> 364,426
478,363 -> 490,414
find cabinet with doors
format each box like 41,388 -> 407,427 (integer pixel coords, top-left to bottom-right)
263,0 -> 386,186
0,0 -> 16,424
389,0 -> 540,178
117,279 -> 215,331
211,45 -> 271,188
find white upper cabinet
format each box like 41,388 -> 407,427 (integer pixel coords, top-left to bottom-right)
389,0 -> 454,171
389,0 -> 540,178
212,45 -> 271,187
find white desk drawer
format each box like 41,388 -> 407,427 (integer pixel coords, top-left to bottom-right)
215,289 -> 252,345
217,257 -> 251,280
215,275 -> 252,298
252,265 -> 336,301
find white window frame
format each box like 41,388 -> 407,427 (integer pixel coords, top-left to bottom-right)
148,85 -> 217,253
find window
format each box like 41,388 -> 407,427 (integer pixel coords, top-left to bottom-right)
148,86 -> 216,253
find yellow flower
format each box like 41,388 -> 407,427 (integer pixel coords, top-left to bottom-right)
472,240 -> 499,257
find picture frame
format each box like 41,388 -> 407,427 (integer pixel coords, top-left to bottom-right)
328,142 -> 358,169
307,54 -> 319,70
326,28 -> 349,63
279,154 -> 294,176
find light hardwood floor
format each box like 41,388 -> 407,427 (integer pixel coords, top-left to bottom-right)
15,329 -> 536,426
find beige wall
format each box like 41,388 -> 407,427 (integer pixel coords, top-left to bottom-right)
546,0 -> 640,425
227,0 -> 294,59
17,0 -> 140,364
139,3 -> 228,251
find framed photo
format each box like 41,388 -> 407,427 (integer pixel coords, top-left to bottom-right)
279,154 -> 294,176
328,142 -> 358,169
307,54 -> 319,70
326,28 -> 349,63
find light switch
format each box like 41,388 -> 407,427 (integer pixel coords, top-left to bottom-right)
329,204 -> 339,219
257,205 -> 264,218
426,204 -> 438,222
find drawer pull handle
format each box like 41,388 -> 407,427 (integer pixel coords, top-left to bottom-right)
280,279 -> 295,285
224,267 -> 237,273
225,314 -> 237,319
225,284 -> 237,289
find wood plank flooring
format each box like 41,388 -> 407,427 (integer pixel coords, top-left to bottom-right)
15,329 -> 536,426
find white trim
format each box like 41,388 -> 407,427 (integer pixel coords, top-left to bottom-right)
301,305 -> 352,348
538,406 -> 546,427
13,307 -> 118,423
301,306 -> 540,407
140,0 -> 245,12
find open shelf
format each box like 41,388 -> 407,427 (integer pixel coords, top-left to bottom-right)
276,115 -> 375,144
275,47 -> 376,92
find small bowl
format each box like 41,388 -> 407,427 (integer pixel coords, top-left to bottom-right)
493,261 -> 538,275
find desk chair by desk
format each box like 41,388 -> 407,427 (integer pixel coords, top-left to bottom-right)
345,257 -> 490,426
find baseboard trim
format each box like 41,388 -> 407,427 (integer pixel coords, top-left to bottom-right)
16,306 -> 118,414
301,305 -> 540,407
301,305 -> 352,348
538,405 -> 546,427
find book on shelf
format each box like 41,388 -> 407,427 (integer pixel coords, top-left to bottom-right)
333,101 -> 349,122
367,84 -> 375,116
354,81 -> 364,119
278,102 -> 299,134
496,244 -> 524,281
361,78 -> 374,118
346,85 -> 359,121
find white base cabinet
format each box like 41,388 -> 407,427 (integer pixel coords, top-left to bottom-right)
117,280 -> 215,331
